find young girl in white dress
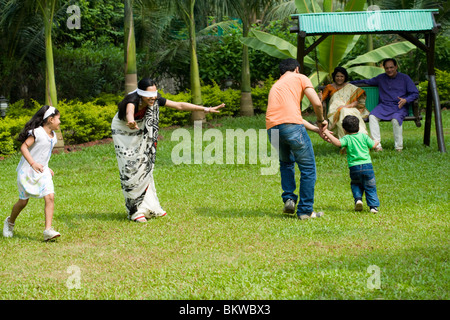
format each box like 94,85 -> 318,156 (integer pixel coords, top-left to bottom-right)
3,105 -> 61,241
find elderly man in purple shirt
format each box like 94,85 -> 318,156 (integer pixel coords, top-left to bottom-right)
351,58 -> 419,152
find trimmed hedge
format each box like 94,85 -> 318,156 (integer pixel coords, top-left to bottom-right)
0,96 -> 120,157
0,82 -> 272,157
418,69 -> 450,109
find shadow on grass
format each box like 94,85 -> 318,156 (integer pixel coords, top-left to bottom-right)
195,206 -> 298,220
0,233 -> 39,242
59,211 -> 127,228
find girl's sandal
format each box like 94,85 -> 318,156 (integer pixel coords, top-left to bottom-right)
129,212 -> 147,223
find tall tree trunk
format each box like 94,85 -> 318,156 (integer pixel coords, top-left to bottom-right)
124,0 -> 137,94
43,3 -> 57,108
42,0 -> 64,149
187,0 -> 204,122
240,18 -> 254,116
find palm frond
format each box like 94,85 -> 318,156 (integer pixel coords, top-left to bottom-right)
264,0 -> 298,23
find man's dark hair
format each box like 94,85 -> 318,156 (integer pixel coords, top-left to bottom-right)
342,115 -> 360,134
382,58 -> 397,67
279,58 -> 300,76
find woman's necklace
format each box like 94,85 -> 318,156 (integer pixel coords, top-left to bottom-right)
334,83 -> 347,102
334,82 -> 346,90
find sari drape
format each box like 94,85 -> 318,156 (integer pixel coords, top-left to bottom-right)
322,83 -> 369,138
111,102 -> 166,219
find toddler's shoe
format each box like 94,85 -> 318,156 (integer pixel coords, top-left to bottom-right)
354,200 -> 363,212
3,217 -> 14,238
370,207 -> 379,214
43,227 -> 60,241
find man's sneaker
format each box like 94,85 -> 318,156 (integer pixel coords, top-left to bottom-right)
298,211 -> 324,220
354,200 -> 363,211
370,207 -> 379,214
43,228 -> 60,241
283,199 -> 296,214
3,217 -> 14,238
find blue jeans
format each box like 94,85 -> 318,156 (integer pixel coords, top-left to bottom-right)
349,163 -> 380,207
268,124 -> 316,215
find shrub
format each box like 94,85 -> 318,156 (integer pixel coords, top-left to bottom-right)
0,98 -> 117,157
0,114 -> 30,157
4,99 -> 42,119
201,82 -> 241,119
57,99 -> 117,144
0,80 -> 274,157
158,82 -> 242,127
54,45 -> 124,101
91,92 -> 124,106
251,75 -> 275,113
0,100 -> 43,156
0,129 -> 15,156
418,69 -> 450,108
159,90 -> 193,128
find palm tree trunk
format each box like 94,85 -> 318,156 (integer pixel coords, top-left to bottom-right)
124,0 -> 137,94
187,0 -> 204,122
42,0 -> 64,149
42,2 -> 57,108
240,16 -> 254,116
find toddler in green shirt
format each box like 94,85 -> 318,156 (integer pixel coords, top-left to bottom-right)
324,115 -> 380,213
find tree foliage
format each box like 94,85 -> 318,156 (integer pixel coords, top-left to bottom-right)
1,0 -> 448,107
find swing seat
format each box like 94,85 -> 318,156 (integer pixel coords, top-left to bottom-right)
356,84 -> 422,128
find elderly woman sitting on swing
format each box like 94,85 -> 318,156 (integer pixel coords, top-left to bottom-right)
320,66 -> 369,139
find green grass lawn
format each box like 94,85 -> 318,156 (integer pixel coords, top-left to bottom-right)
0,111 -> 448,300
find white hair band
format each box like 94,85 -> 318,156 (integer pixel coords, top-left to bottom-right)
43,106 -> 56,119
128,89 -> 158,98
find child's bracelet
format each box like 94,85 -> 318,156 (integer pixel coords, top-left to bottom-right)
30,162 -> 35,167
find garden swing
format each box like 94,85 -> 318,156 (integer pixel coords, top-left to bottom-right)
291,9 -> 446,153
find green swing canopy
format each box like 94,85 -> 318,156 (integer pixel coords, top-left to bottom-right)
291,9 -> 439,35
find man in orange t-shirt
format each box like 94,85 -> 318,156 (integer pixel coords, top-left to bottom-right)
266,58 -> 327,220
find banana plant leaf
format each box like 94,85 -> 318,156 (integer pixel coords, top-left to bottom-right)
346,65 -> 385,79
250,29 -> 299,59
343,41 -> 419,68
317,34 -> 357,75
240,35 -> 292,60
295,0 -> 322,14
240,30 -> 316,67
301,70 -> 328,110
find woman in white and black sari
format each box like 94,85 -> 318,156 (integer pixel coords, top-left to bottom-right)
111,78 -> 224,222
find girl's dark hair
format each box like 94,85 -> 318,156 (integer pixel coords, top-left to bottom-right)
342,115 -> 360,133
332,66 -> 349,83
17,105 -> 60,143
118,78 -> 156,120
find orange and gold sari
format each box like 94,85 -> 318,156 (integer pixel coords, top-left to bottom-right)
322,83 -> 369,138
